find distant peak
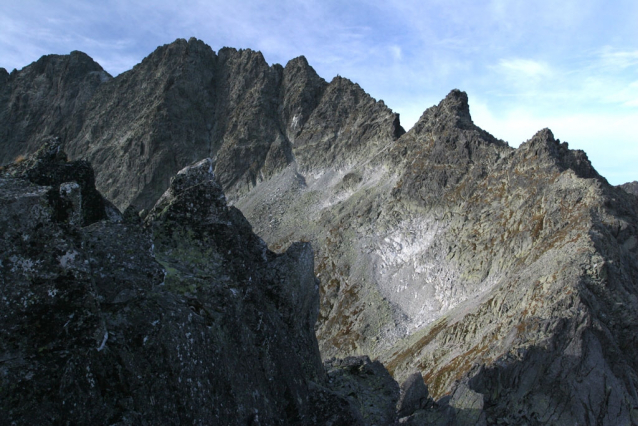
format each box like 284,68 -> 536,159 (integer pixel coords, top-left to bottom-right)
440,89 -> 473,125
530,127 -> 555,143
519,127 -> 601,180
519,128 -> 560,155
286,55 -> 310,68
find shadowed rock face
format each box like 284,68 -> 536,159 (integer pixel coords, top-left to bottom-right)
0,51 -> 109,163
2,39 -> 638,425
0,148 -> 368,425
0,38 -> 402,212
1,137 -> 116,226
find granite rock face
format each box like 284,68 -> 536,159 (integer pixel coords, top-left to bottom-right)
2,40 -> 638,424
0,38 -> 401,212
0,51 -> 109,164
0,147 -> 366,425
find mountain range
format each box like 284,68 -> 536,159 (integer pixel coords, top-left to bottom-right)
2,37 -> 638,425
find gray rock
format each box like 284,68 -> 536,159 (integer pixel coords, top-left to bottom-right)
0,38 -> 402,213
619,180 -> 638,197
397,372 -> 429,418
0,51 -> 109,164
324,356 -> 400,426
1,137 -> 111,225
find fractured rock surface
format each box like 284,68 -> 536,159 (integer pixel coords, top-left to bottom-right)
0,147 -> 364,425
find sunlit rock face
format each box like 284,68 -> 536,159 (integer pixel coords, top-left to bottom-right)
2,39 -> 638,424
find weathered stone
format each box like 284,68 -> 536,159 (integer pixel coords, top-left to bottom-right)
620,180 -> 638,197
324,356 -> 400,426
0,51 -> 109,163
0,155 -> 362,425
1,137 -> 110,225
397,372 -> 429,418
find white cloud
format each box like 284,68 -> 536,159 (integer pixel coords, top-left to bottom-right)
598,48 -> 638,70
498,58 -> 552,79
390,45 -> 402,61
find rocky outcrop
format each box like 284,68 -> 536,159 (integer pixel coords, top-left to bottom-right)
620,181 -> 638,197
0,147 -> 366,425
1,137 -> 116,225
324,356 -> 400,425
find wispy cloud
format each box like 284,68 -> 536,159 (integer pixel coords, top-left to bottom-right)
598,48 -> 638,69
498,58 -> 552,80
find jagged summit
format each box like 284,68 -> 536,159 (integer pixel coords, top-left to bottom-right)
409,89 -> 478,136
438,88 -> 474,128
2,38 -> 403,209
520,127 -> 602,181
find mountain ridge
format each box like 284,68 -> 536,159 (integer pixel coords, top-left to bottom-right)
2,38 -> 638,425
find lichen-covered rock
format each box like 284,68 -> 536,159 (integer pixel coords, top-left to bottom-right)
0,155 -> 361,425
1,137 -> 114,225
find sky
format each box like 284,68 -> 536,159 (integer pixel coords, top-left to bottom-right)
1,0 -> 636,184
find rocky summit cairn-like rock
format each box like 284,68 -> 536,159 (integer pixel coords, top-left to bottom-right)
2,40 -> 638,425
1,136 -> 117,225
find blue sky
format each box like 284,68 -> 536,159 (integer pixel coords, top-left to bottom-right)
1,0 -> 637,184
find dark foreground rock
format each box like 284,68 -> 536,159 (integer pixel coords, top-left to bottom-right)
0,149 -> 366,425
324,356 -> 400,426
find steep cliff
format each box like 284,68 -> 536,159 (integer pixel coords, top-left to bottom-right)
0,51 -> 109,163
0,38 -> 401,212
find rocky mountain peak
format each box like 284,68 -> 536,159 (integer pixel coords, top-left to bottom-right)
285,55 -> 311,70
518,127 -> 601,180
410,89 -> 476,135
0,67 -> 10,86
135,37 -> 216,75
439,88 -> 473,126
2,42 -> 637,425
29,50 -> 107,81
0,49 -> 109,164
